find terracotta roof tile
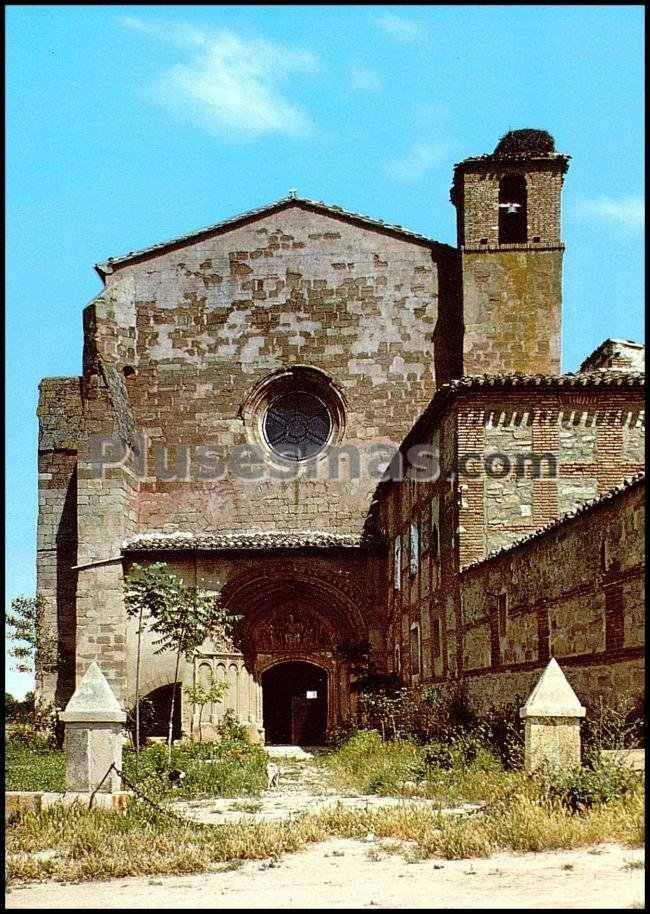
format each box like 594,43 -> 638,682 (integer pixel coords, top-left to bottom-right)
122,529 -> 374,553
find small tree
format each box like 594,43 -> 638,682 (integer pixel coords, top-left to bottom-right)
6,594 -> 57,681
151,580 -> 237,758
124,563 -> 185,765
124,562 -> 237,760
183,680 -> 228,743
5,692 -> 18,721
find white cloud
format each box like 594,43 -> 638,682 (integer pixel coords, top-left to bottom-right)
371,13 -> 424,43
349,63 -> 383,93
382,143 -> 444,182
119,16 -> 316,136
579,196 -> 644,232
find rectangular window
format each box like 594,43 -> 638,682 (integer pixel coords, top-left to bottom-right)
498,592 -> 508,636
410,522 -> 420,575
393,537 -> 401,591
410,623 -> 421,676
600,538 -> 610,572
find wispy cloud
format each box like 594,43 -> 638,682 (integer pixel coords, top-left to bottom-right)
382,143 -> 445,182
119,16 -> 316,136
349,63 -> 383,93
579,196 -> 644,232
371,12 -> 424,43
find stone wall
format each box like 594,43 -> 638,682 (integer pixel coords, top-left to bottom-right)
461,249 -> 563,375
457,478 -> 645,710
84,203 -> 461,538
455,388 -> 645,567
36,378 -> 83,707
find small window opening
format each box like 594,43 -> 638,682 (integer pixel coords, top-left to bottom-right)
410,522 -> 420,575
123,365 -> 136,378
410,623 -> 421,677
432,617 -> 441,659
600,538 -> 610,572
394,643 -> 401,675
394,537 -> 402,591
431,522 -> 440,561
498,592 -> 508,636
498,175 -> 527,243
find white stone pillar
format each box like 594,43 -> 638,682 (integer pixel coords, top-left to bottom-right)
60,661 -> 127,793
520,658 -> 586,772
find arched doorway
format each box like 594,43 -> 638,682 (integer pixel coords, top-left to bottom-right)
262,661 -> 327,745
139,683 -> 182,742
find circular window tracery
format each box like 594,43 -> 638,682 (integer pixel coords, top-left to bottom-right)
263,391 -> 332,460
242,366 -> 346,464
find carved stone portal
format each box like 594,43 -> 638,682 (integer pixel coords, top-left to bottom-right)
249,606 -> 333,654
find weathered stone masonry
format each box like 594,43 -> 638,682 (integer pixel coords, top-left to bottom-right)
458,476 -> 645,711
36,129 -> 645,737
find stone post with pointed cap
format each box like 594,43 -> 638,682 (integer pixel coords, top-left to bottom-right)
519,658 -> 586,771
59,661 -> 127,793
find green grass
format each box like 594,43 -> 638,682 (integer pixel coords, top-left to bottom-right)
5,742 -> 66,792
5,737 -> 267,801
317,730 -> 517,803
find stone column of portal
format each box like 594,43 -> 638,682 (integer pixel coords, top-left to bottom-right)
519,657 -> 586,772
60,661 -> 127,793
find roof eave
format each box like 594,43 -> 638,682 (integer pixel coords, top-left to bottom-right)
93,196 -> 454,277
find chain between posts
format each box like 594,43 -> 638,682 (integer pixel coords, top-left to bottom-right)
88,762 -> 209,827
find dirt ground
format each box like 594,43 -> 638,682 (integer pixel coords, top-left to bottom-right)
5,840 -> 645,909
5,750 -> 645,909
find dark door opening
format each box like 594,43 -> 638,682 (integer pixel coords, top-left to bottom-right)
262,662 -> 327,745
136,683 -> 182,742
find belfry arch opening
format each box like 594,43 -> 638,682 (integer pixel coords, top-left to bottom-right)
498,174 -> 528,243
262,661 -> 328,745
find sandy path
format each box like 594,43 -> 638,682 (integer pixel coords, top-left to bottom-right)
5,841 -> 644,909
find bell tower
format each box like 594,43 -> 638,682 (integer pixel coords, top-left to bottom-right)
451,129 -> 570,375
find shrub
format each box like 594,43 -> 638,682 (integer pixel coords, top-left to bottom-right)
121,724 -> 268,800
582,692 -> 645,765
472,702 -> 525,770
536,760 -> 642,814
214,709 -> 249,743
326,720 -> 358,748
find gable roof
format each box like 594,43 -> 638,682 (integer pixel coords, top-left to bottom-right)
95,195 -> 454,280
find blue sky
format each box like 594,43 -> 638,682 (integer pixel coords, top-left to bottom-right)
6,5 -> 644,697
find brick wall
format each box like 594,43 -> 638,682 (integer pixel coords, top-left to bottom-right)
376,381 -> 644,714
455,388 -> 645,567
457,478 -> 644,710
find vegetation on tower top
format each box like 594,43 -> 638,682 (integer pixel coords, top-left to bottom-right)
494,129 -> 556,155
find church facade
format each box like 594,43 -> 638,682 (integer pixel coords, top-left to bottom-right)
36,129 -> 644,743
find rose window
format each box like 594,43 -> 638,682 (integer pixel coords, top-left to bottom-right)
263,392 -> 333,460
